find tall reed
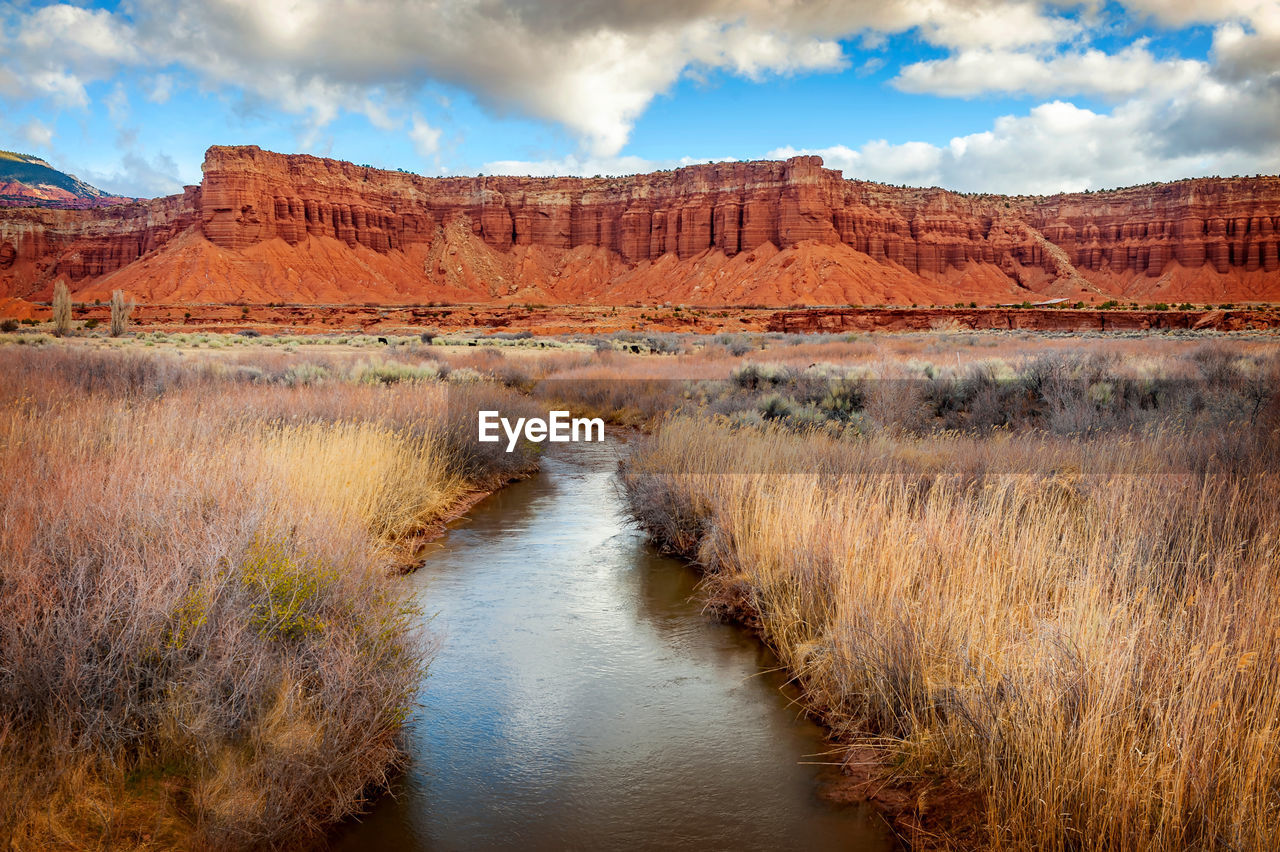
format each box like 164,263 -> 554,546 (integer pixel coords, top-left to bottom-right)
625,393 -> 1280,849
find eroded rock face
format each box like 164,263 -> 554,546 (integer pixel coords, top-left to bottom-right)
1027,181 -> 1280,277
1,144 -> 1278,305
200,147 -> 436,253
197,147 -> 810,262
193,147 -> 1280,285
0,186 -> 199,299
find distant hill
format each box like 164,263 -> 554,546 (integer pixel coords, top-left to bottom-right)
0,151 -> 133,209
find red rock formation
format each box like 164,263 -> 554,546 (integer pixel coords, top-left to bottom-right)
1,145 -> 1277,307
0,187 -> 199,300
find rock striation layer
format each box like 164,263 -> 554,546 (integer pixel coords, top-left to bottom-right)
1,145 -> 1277,306
0,188 -> 199,297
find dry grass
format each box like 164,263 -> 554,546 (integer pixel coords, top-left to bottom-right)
5,329 -> 1278,849
261,420 -> 466,547
0,345 -> 538,849
623,342 -> 1280,850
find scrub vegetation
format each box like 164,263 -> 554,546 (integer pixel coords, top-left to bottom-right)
3,328 -> 1278,850
0,345 -> 539,848
619,337 -> 1280,850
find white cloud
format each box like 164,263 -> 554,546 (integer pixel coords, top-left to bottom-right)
871,1 -> 1280,191
18,118 -> 54,149
772,96 -> 1280,195
105,82 -> 129,124
408,114 -> 442,157
913,0 -> 1082,49
484,153 -> 665,177
483,152 -> 738,177
146,74 -> 174,104
0,0 -> 1275,195
1120,0 -> 1272,27
17,4 -> 139,66
894,42 -> 1209,98
26,68 -> 88,108
0,66 -> 21,99
77,150 -> 184,198
0,0 -> 1095,157
105,0 -> 859,156
1213,12 -> 1280,81
8,4 -> 136,110
858,57 -> 886,76
360,97 -> 400,133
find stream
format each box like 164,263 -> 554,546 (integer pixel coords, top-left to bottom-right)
335,439 -> 893,850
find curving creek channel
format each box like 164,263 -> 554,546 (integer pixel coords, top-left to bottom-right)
335,439 -> 895,851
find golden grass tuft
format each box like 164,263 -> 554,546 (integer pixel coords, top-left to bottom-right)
626,406 -> 1280,850
261,418 -> 466,547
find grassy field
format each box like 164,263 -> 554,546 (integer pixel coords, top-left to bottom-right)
2,328 -> 1278,849
619,338 -> 1280,849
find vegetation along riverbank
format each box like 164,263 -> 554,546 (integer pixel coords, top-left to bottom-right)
2,326 -> 1277,849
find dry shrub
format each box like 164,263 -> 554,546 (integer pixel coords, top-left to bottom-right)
52,279 -> 71,337
623,404 -> 1280,850
261,419 -> 465,545
0,345 -> 535,848
110,289 -> 135,337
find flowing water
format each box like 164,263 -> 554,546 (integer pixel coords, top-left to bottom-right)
335,440 -> 894,851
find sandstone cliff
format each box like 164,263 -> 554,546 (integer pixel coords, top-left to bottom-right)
1,145 -> 1276,306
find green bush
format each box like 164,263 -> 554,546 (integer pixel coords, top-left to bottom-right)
240,539 -> 337,641
732,361 -> 789,391
279,363 -> 330,387
357,361 -> 440,385
758,393 -> 793,421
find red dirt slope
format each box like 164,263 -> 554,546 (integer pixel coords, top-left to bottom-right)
1,146 -> 1277,308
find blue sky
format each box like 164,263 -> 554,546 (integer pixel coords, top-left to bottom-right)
0,1 -> 1276,197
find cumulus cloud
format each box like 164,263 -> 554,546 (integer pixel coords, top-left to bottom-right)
772,97 -> 1280,195
77,150 -> 184,198
8,5 -> 138,109
17,4 -> 140,67
0,0 -> 1276,193
1120,0 -> 1273,27
1213,13 -> 1280,81
912,0 -> 1082,49
18,118 -> 54,149
868,0 -> 1278,190
25,68 -> 89,109
893,42 -> 1209,98
0,0 -> 1093,156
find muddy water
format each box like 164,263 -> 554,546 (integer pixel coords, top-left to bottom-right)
335,440 -> 893,851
